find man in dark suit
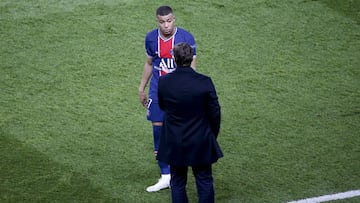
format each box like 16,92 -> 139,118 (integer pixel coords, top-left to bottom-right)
157,42 -> 223,203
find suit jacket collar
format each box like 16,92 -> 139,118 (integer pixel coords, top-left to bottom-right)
174,66 -> 194,73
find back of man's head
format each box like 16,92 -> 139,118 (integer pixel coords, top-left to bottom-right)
173,43 -> 193,67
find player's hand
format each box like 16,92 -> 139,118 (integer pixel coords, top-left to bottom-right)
139,91 -> 148,107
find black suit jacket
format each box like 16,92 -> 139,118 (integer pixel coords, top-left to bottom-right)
157,67 -> 223,167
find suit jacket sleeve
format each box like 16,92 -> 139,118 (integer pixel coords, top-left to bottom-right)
207,78 -> 221,137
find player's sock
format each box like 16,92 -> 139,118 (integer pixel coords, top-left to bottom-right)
146,125 -> 171,192
152,125 -> 171,175
159,160 -> 170,174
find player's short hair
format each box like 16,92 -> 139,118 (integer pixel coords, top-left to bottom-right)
156,6 -> 173,16
173,43 -> 193,67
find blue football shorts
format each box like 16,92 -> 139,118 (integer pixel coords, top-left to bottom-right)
146,98 -> 165,122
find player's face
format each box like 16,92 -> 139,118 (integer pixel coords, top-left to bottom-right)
157,13 -> 175,37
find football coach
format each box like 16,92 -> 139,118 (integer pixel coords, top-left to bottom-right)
157,42 -> 223,203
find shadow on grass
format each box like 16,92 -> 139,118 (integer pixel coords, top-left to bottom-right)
0,134 -> 121,202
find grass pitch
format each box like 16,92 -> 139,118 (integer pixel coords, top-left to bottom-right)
1,0 -> 359,202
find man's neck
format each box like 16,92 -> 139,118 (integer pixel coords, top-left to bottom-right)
159,27 -> 177,40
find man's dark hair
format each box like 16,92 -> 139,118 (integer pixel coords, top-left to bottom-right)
173,43 -> 193,67
156,6 -> 173,16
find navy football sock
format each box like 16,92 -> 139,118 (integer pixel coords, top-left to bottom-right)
153,125 -> 170,174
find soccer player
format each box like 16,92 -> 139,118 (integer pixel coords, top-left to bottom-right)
138,5 -> 197,192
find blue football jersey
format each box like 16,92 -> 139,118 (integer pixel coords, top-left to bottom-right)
145,27 -> 196,103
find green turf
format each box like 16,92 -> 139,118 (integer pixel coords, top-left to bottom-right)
1,0 -> 359,202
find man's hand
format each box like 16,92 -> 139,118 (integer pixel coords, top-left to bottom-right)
139,91 -> 148,107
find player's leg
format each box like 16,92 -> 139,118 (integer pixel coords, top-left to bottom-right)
146,101 -> 170,192
152,123 -> 171,174
146,123 -> 170,192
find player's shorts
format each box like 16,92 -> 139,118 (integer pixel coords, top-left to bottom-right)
146,98 -> 165,122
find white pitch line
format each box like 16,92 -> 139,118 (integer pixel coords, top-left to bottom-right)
287,189 -> 360,203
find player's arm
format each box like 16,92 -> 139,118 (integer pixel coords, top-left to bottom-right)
138,56 -> 153,107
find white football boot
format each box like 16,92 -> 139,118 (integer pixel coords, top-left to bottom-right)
146,174 -> 171,192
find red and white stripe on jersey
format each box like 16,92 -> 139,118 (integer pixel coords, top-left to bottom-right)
158,36 -> 174,76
